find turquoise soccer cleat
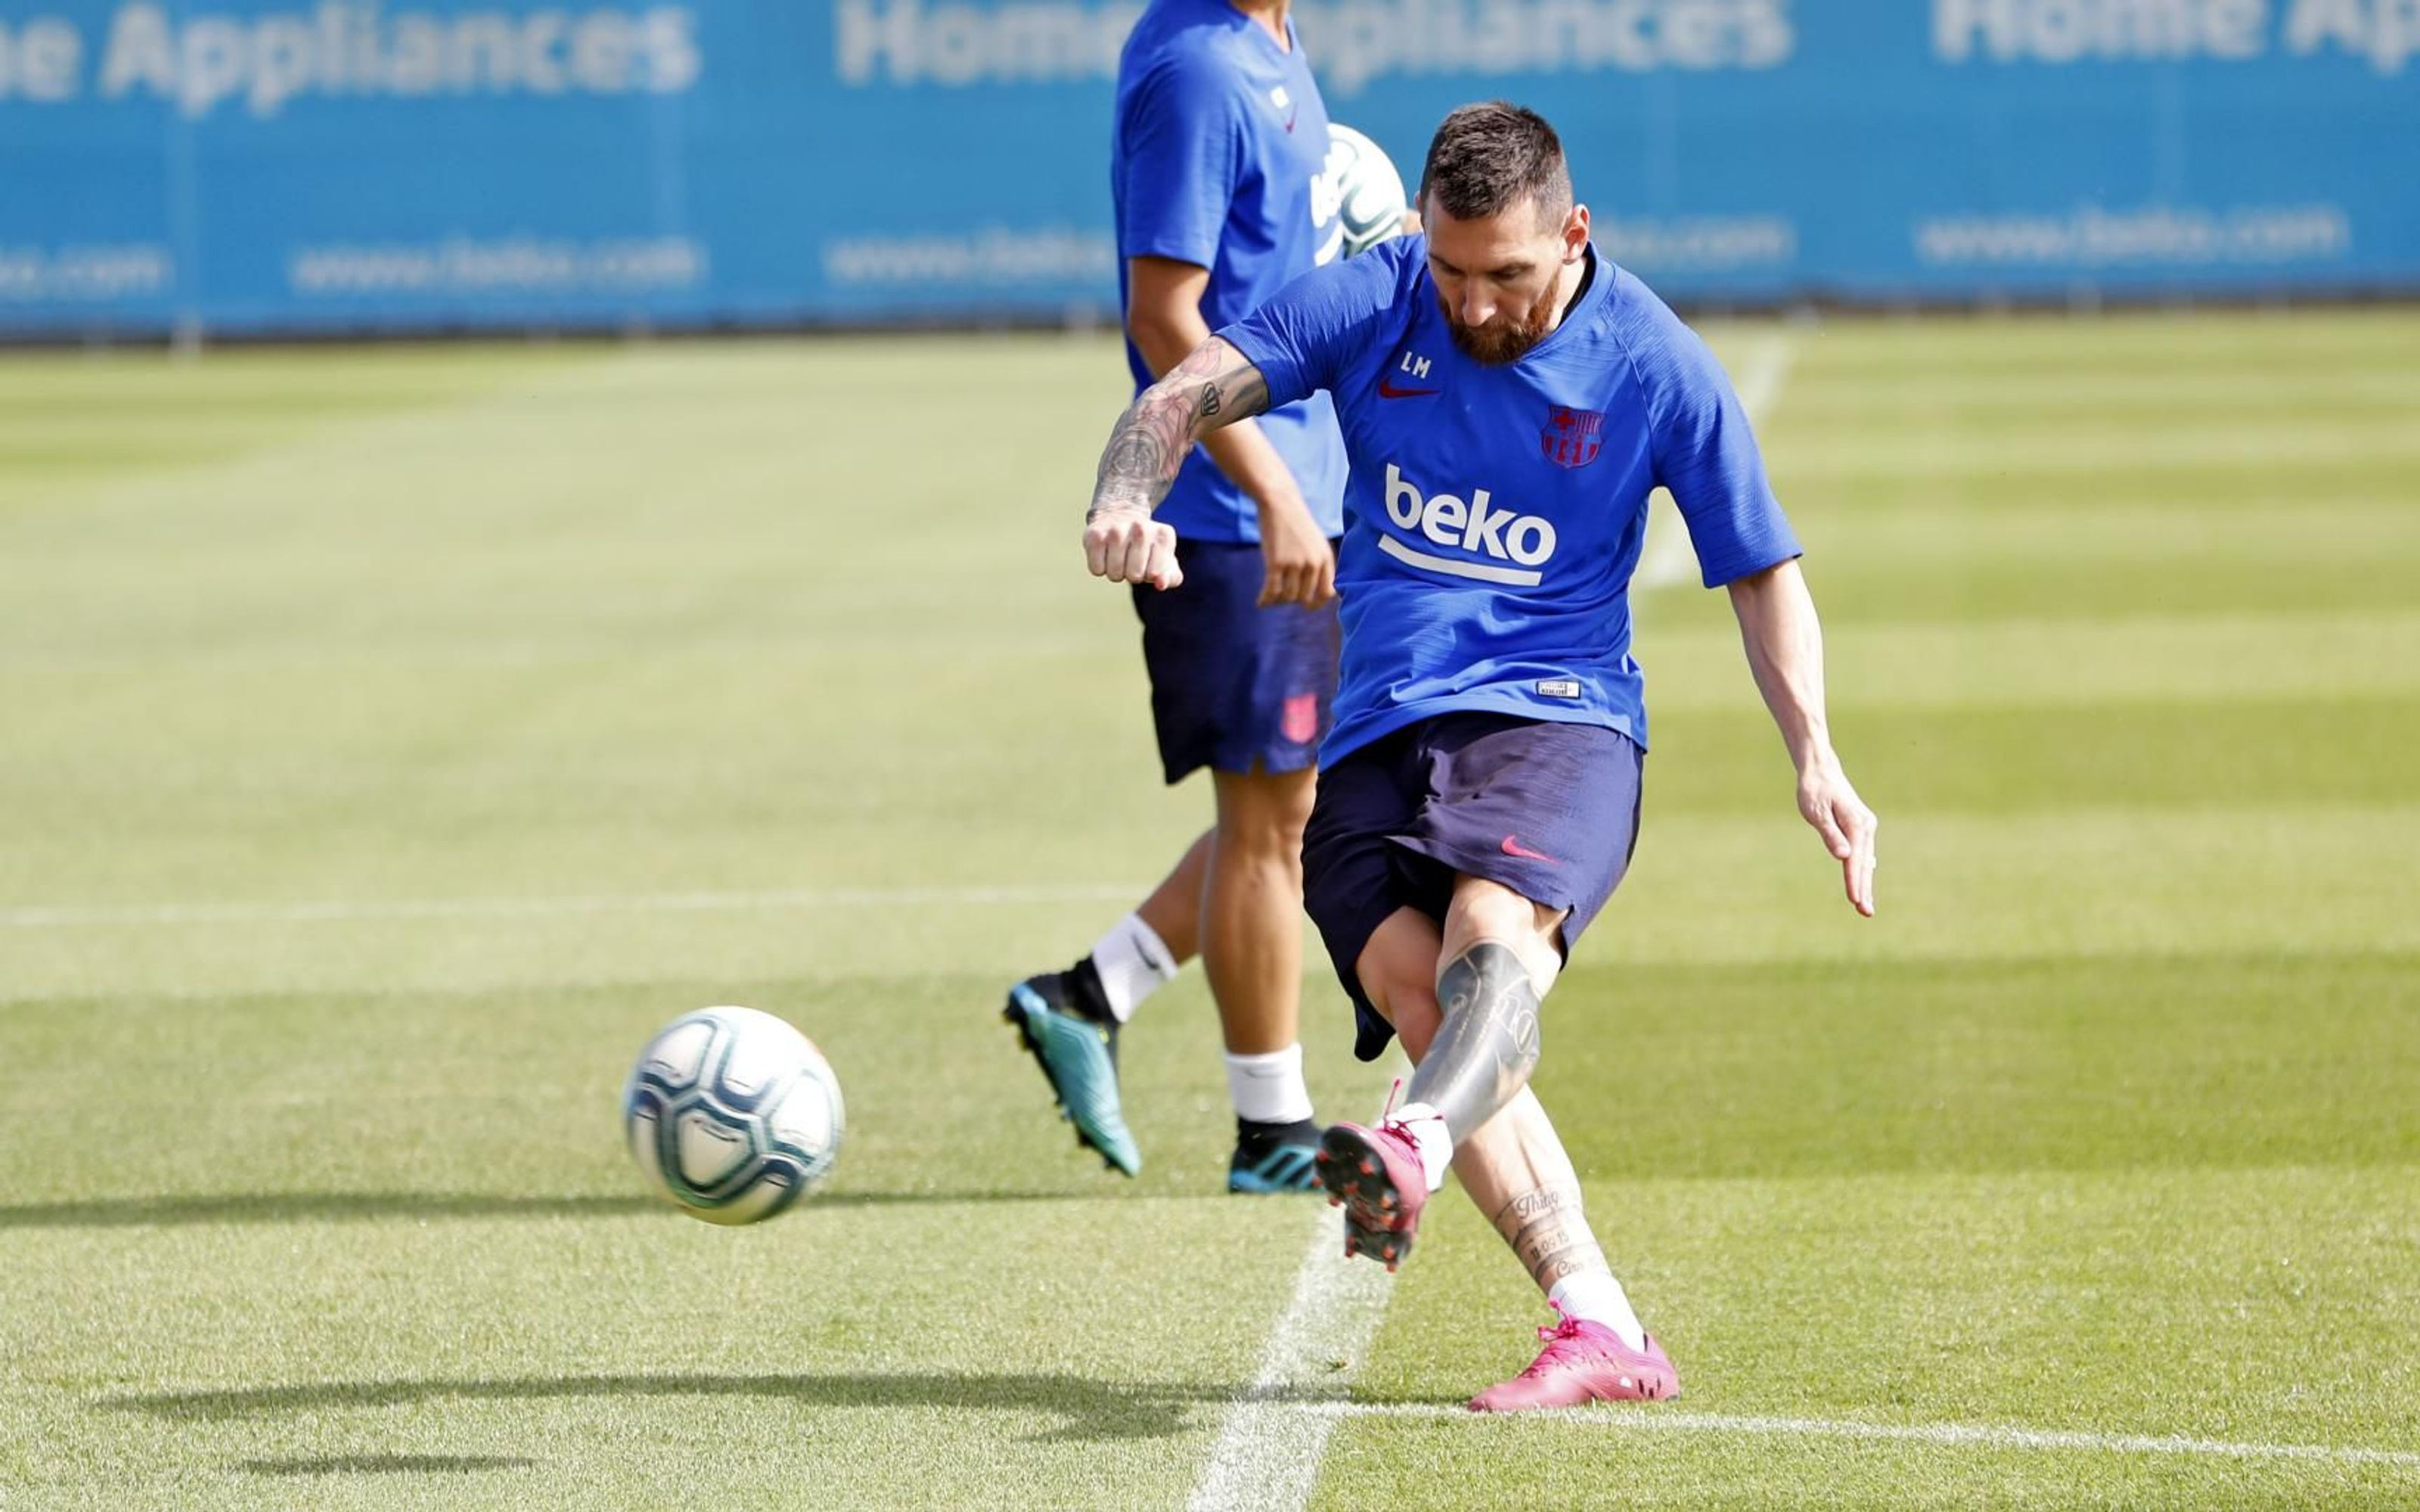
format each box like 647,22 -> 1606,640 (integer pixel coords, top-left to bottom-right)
1003,975 -> 1140,1177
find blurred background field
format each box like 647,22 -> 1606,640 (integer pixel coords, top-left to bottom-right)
6,3 -> 2418,1507
2,313 -> 2415,1507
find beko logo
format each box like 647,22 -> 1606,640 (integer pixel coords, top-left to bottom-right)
1380,463 -> 1558,587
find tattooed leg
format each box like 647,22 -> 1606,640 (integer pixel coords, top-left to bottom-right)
1401,940 -> 1541,1142
1452,1091 -> 1648,1346
1494,1183 -> 1612,1293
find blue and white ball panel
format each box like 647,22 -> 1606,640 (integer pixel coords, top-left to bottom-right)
624,1005 -> 845,1225
1324,123 -> 1407,260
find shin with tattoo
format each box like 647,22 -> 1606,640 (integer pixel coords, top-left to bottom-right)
1494,1185 -> 1612,1291
1401,940 -> 1542,1142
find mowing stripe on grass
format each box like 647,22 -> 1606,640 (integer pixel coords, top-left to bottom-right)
0,883 -> 1146,928
1187,1204 -> 1397,1512
1303,1402 -> 2420,1469
1635,332 -> 1795,591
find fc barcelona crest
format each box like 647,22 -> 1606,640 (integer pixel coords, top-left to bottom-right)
1280,692 -> 1322,745
1540,407 -> 1603,469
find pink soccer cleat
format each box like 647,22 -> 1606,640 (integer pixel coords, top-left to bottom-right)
1466,1308 -> 1680,1412
1314,1120 -> 1428,1272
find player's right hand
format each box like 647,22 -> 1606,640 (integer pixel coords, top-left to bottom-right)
1255,491 -> 1337,609
1085,507 -> 1184,591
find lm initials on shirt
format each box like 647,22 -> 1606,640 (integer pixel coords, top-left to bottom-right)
1381,463 -> 1559,587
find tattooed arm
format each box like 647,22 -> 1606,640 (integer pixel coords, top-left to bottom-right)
1125,257 -> 1333,608
1090,337 -> 1270,515
1082,337 -> 1272,591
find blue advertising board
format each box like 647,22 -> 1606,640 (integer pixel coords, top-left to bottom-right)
2,1 -> 2415,334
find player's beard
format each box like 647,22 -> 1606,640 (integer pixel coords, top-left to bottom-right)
1440,275 -> 1562,366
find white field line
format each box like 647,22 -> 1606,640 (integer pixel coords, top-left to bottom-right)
1728,333 -> 1798,432
0,883 -> 1142,929
1295,1401 -> 2420,1470
1635,332 -> 1798,591
1188,1086 -> 1401,1512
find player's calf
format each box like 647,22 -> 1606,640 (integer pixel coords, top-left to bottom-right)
1401,939 -> 1542,1142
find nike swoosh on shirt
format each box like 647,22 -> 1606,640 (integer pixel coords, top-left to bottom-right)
1378,379 -> 1438,398
1501,835 -> 1560,864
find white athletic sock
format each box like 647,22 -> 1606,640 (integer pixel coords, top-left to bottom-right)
1386,1099 -> 1454,1193
1224,1044 -> 1315,1126
1548,1272 -> 1648,1352
1087,913 -> 1178,1024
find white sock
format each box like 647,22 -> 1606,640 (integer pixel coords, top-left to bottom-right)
1549,1272 -> 1647,1352
1224,1044 -> 1314,1126
1386,1099 -> 1454,1193
1087,913 -> 1178,1024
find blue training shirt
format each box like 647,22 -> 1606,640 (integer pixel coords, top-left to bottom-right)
1112,0 -> 1347,544
1218,236 -> 1802,762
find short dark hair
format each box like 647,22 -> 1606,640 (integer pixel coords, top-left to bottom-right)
1419,102 -> 1572,228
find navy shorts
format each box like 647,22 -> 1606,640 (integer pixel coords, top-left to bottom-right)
1132,538 -> 1342,785
1301,711 -> 1646,1061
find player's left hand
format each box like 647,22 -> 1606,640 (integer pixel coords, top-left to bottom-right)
1797,754 -> 1878,917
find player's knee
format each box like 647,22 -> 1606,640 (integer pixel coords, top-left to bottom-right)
1214,812 -> 1305,869
1445,881 -> 1565,996
1447,876 -> 1539,941
1213,771 -> 1314,861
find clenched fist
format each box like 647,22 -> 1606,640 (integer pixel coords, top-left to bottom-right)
1084,507 -> 1184,591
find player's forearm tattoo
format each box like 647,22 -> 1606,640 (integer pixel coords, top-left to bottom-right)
1087,341 -> 1270,520
1493,1185 -> 1612,1290
1402,941 -> 1542,1143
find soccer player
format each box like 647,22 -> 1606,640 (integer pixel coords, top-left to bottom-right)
1003,0 -> 1350,1192
1078,103 -> 1879,1409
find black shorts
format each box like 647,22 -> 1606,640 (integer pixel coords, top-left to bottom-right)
1300,711 -> 1646,1061
1131,538 -> 1342,785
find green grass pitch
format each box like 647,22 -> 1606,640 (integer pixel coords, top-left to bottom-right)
1,313 -> 2415,1510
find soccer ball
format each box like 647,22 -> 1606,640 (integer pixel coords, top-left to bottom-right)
1326,123 -> 1410,259
622,1006 -> 844,1225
